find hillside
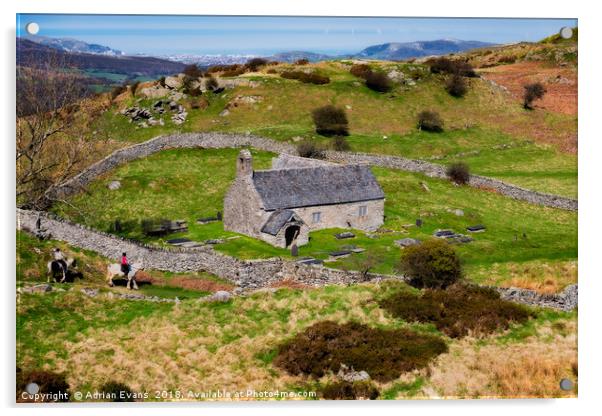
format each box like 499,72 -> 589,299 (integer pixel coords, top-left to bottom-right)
16,38 -> 185,77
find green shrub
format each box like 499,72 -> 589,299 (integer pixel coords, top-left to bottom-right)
273,321 -> 447,382
380,284 -> 534,338
332,135 -> 351,151
417,110 -> 444,132
312,105 -> 349,136
445,74 -> 467,97
321,381 -> 380,400
99,381 -> 134,402
365,71 -> 392,92
16,369 -> 70,402
398,239 -> 462,289
523,82 -> 546,109
446,162 -> 470,185
296,140 -> 325,159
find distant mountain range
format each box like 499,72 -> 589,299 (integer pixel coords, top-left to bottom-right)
17,38 -> 185,77
17,35 -> 495,80
355,39 -> 494,60
23,35 -> 125,56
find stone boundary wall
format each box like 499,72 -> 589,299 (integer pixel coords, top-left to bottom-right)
17,208 -> 392,289
17,208 -> 577,311
46,132 -> 577,211
495,284 -> 578,312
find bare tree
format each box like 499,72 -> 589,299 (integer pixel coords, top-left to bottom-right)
16,51 -> 103,209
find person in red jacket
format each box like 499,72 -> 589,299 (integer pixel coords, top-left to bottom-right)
121,252 -> 130,275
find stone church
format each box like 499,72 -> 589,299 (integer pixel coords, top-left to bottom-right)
223,150 -> 385,248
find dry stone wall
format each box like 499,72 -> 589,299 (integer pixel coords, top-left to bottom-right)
17,208 -> 577,310
45,132 -> 576,211
17,208 -> 392,289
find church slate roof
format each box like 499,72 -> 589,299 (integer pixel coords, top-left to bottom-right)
252,164 -> 385,211
260,209 -> 300,235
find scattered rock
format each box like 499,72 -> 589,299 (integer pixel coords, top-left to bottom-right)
394,238 -> 421,248
219,109 -> 230,117
338,364 -> 370,382
107,181 -> 121,190
80,287 -> 99,297
164,75 -> 183,89
21,284 -> 52,294
335,232 -> 355,240
387,69 -> 405,83
199,290 -> 232,303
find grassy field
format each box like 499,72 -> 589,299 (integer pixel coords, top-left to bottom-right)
51,147 -> 577,291
16,273 -> 577,400
92,60 -> 577,197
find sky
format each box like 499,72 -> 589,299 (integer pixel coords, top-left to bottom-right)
16,14 -> 577,55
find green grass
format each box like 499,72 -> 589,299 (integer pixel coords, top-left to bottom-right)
52,147 -> 577,286
92,61 -> 577,197
137,284 -> 209,299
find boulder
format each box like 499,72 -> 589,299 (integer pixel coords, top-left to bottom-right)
138,86 -> 170,99
338,364 -> 370,382
107,180 -> 121,190
199,290 -> 232,303
21,284 -> 53,294
164,75 -> 183,89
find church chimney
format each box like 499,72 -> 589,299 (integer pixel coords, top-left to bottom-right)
237,149 -> 253,177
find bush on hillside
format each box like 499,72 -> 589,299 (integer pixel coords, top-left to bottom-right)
332,135 -> 351,151
312,105 -> 349,136
349,64 -> 372,79
523,82 -> 546,109
296,140 -> 325,159
182,75 -> 202,96
280,70 -> 330,85
365,71 -> 393,93
129,81 -> 140,97
204,75 -> 219,92
246,58 -> 268,72
417,110 -> 444,132
445,74 -> 468,97
379,284 -> 534,338
397,239 -> 462,289
16,369 -> 70,402
183,64 -> 204,78
222,67 -> 246,77
99,381 -> 134,402
427,57 -> 476,77
110,85 -> 127,102
321,381 -> 380,400
273,321 -> 447,382
295,58 -> 309,65
446,162 -> 470,185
